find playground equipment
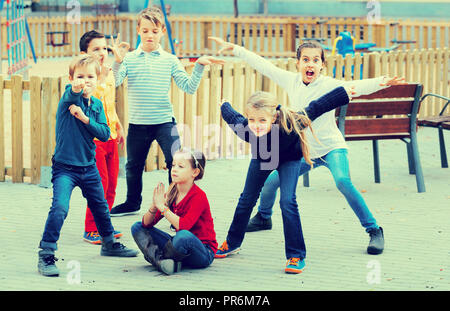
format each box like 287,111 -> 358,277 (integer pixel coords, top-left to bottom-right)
301,19 -> 328,44
44,0 -> 69,47
323,31 -> 401,79
93,0 -> 119,39
369,22 -> 416,52
1,0 -> 37,76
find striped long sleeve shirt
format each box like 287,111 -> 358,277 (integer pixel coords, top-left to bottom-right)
113,45 -> 205,125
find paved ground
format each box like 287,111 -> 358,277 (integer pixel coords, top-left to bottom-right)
0,127 -> 449,292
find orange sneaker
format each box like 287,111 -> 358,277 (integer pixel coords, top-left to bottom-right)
83,231 -> 102,244
285,257 -> 305,274
214,240 -> 240,258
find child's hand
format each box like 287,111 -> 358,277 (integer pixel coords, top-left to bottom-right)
108,33 -> 130,64
116,125 -> 125,150
153,182 -> 166,211
196,56 -> 226,66
208,36 -> 236,55
344,85 -> 356,98
72,79 -> 85,94
68,105 -> 89,124
380,76 -> 406,86
99,63 -> 112,83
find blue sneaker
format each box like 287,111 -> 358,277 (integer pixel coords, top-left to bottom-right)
84,230 -> 123,244
214,241 -> 240,258
285,258 -> 305,274
83,231 -> 102,244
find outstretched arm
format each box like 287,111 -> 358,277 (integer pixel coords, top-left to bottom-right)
209,36 -> 296,90
219,100 -> 252,143
303,86 -> 350,122
340,76 -> 406,97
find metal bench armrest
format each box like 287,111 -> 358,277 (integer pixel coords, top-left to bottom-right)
420,93 -> 450,116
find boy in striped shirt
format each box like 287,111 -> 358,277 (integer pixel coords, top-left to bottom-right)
110,7 -> 224,217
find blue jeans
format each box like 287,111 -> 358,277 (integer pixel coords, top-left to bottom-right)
124,120 -> 181,207
131,222 -> 215,269
257,148 -> 379,232
226,159 -> 306,259
39,160 -> 115,251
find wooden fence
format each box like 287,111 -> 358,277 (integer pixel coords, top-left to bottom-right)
0,48 -> 449,183
1,15 -> 449,60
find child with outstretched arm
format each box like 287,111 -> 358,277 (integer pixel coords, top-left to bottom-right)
215,87 -> 351,274
110,7 -> 224,217
209,37 -> 407,255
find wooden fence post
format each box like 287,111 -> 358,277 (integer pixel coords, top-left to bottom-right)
368,52 -> 381,79
0,75 -> 4,182
184,65 -> 196,150
196,66 -> 210,154
30,76 -> 42,185
40,77 -> 59,187
116,81 -> 128,176
208,63 -> 221,160
11,75 -> 23,183
220,62 -> 233,158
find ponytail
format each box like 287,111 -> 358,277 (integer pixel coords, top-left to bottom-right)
277,106 -> 314,167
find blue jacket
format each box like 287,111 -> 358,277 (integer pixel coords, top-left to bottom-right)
221,86 -> 349,169
53,85 -> 110,166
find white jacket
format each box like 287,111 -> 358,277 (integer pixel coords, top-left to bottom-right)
233,45 -> 388,159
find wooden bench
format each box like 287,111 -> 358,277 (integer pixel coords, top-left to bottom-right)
417,93 -> 450,168
303,83 -> 426,193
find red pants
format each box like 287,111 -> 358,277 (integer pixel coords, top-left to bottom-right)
85,139 -> 119,232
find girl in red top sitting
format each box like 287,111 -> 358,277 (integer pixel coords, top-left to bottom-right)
131,148 -> 217,275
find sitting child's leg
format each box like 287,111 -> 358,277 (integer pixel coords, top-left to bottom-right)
131,221 -> 182,275
131,221 -> 172,255
171,230 -> 214,269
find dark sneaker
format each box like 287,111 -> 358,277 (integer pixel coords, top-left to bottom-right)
246,212 -> 272,232
110,202 -> 140,217
132,228 -> 157,264
367,227 -> 384,255
101,241 -> 139,257
285,257 -> 305,274
214,241 -> 240,258
38,250 -> 60,277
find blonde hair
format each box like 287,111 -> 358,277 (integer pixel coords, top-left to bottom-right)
245,91 -> 315,167
165,148 -> 206,208
69,54 -> 101,78
137,7 -> 165,28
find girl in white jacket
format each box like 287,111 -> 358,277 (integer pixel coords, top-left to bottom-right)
210,37 -> 406,255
